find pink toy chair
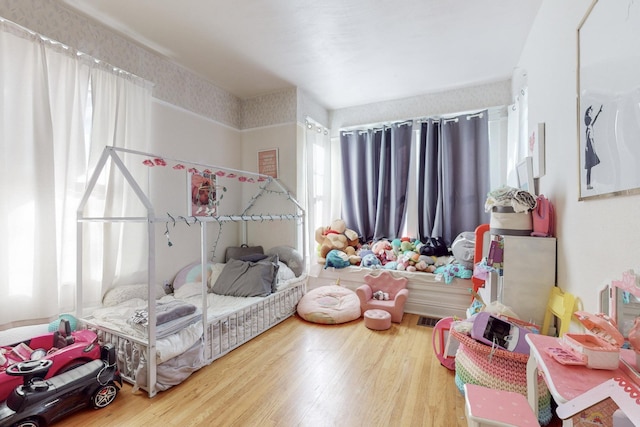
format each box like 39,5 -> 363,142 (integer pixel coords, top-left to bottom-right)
356,271 -> 409,323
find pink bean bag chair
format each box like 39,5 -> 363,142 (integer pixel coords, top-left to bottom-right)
297,285 -> 361,324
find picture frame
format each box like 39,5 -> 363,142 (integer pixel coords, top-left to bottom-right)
257,148 -> 278,178
188,171 -> 217,216
577,0 -> 640,200
516,156 -> 535,196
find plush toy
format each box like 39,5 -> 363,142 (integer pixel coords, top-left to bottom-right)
371,240 -> 391,256
391,238 -> 402,256
324,249 -> 350,269
361,253 -> 382,269
359,249 -> 374,260
400,240 -> 416,253
315,218 -> 360,262
372,290 -> 389,300
434,263 -> 473,284
383,261 -> 398,270
344,246 -> 361,265
415,259 -> 436,273
383,249 -> 397,263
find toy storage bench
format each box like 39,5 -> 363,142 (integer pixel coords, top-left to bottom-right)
308,265 -> 470,319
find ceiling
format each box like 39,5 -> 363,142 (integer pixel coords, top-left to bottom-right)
57,0 -> 542,110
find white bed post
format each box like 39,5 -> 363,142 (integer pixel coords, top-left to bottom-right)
241,221 -> 248,245
201,220 -> 209,360
147,217 -> 157,397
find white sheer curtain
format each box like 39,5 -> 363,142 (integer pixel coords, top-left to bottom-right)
507,87 -> 529,186
304,118 -> 332,265
0,19 -> 151,329
81,67 -> 152,306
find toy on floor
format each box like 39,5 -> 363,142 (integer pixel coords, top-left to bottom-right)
432,317 -> 458,370
0,318 -> 101,403
0,343 -> 122,426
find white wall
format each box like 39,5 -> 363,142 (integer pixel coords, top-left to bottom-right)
149,99 -> 243,282
518,0 -> 640,312
240,123 -> 300,249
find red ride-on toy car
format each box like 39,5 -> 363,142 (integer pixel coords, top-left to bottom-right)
0,343 -> 122,427
0,319 -> 101,402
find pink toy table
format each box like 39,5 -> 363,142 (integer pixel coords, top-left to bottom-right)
526,334 -> 640,425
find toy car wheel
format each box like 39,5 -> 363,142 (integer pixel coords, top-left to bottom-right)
92,382 -> 118,408
14,418 -> 41,427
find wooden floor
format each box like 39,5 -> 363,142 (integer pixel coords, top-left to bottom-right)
62,313 -> 556,427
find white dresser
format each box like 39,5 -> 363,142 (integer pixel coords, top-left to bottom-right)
479,235 -> 556,327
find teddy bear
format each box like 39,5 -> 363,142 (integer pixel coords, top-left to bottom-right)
315,218 -> 359,262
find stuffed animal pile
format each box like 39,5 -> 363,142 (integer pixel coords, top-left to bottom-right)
315,219 -> 474,277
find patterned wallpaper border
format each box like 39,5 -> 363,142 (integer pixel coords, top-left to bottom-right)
0,0 -> 244,128
0,0 -> 511,133
330,80 -> 512,136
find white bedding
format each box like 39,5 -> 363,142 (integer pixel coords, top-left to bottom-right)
89,293 -> 262,363
88,272 -> 308,363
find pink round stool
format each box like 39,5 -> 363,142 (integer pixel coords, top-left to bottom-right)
364,309 -> 392,330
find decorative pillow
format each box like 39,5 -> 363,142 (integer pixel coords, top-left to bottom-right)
212,255 -> 279,297
225,245 -> 264,263
172,262 -> 224,291
267,245 -> 304,277
174,282 -> 203,299
102,284 -> 165,307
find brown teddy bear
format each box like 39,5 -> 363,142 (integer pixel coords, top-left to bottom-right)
315,219 -> 359,263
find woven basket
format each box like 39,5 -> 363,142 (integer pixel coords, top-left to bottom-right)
452,328 -> 553,425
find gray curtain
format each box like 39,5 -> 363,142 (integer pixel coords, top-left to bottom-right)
418,111 -> 490,246
340,122 -> 412,242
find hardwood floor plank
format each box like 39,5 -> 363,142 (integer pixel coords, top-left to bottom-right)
61,314 -> 477,426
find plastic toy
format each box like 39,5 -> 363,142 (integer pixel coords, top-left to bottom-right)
470,312 -> 532,354
0,343 -> 122,426
432,317 -> 457,370
0,319 -> 101,402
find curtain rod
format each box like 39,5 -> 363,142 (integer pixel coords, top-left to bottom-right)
341,105 -> 506,132
340,119 -> 413,133
305,118 -> 329,135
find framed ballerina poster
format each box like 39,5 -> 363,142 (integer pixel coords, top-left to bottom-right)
578,0 -> 640,200
188,171 -> 217,216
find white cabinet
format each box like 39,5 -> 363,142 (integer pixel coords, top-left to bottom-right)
480,235 -> 556,327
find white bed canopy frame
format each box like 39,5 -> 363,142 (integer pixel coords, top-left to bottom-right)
76,146 -> 305,396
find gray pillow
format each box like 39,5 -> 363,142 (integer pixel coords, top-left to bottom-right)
266,246 -> 304,277
237,253 -> 268,262
225,245 -> 264,263
212,255 -> 279,297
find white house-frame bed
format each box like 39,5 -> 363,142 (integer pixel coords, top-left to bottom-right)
76,146 -> 306,397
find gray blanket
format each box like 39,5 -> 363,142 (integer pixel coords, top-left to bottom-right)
130,300 -> 197,327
